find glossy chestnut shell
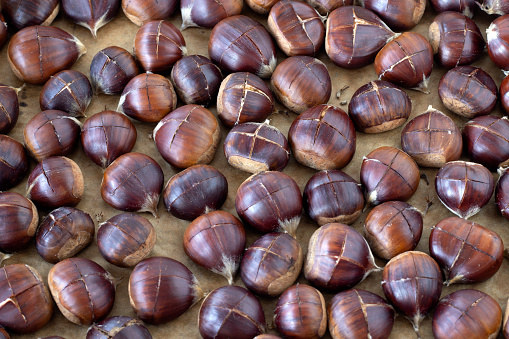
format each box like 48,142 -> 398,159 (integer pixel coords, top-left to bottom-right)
61,0 -> 120,38
0,135 -> 28,191
122,0 -> 178,26
180,0 -> 243,29
86,316 -> 152,339
0,84 -> 20,134
1,0 -> 59,30
501,74 -> 509,114
429,0 -> 477,17
0,192 -> 38,253
0,14 -> 6,49
306,0 -> 352,15
496,167 -> 509,220
487,15 -> 509,73
361,0 -> 426,31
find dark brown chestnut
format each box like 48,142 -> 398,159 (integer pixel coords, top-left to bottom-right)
0,84 -> 21,135
87,316 -> 152,339
479,0 -> 509,15
305,223 -> 380,291
381,251 -> 442,336
101,152 -> 164,217
27,156 -> 84,209
0,14 -> 7,49
8,26 -> 86,85
134,20 -> 187,73
81,110 -> 137,168
171,55 -> 222,106
271,56 -> 331,113
401,106 -> 462,168
306,0 -> 352,15
209,15 -> 277,78
90,46 -> 139,95
502,74 -> 509,114
304,170 -> 364,226
180,0 -> 242,29
329,289 -> 395,339
62,0 -> 120,38
217,72 -> 275,127
0,264 -> 52,333
430,0 -> 477,17
224,121 -> 290,173
1,0 -> 59,30
129,256 -> 203,325
497,167 -> 509,220
487,15 -> 509,73
153,105 -> 220,169
274,284 -> 326,339
122,0 -> 177,26
48,258 -> 115,325
183,210 -> 245,284
0,192 -> 38,253
235,171 -> 302,236
0,135 -> 28,191
360,0 -> 426,31
97,213 -> 156,267
360,146 -> 420,205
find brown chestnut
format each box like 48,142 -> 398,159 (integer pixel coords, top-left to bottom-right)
502,74 -> 509,114
271,56 -> 331,113
430,0 -> 477,17
209,15 -> 277,78
62,0 -> 120,38
1,0 -> 59,30
254,335 -> 281,339
487,15 -> 509,74
306,0 -> 352,15
305,223 -> 380,291
122,0 -> 177,26
245,0 -> 281,13
217,72 -> 275,127
27,156 -> 84,209
479,0 -> 509,15
360,0 -> 425,31
97,213 -> 156,267
401,106 -> 462,168
224,121 -> 290,173
129,256 -> 203,325
0,14 -> 7,49
183,210 -> 245,284
81,110 -> 137,168
8,26 -> 86,85
0,264 -> 52,333
497,167 -> 509,220
180,0 -> 242,29
153,105 -> 220,169
360,146 -> 420,205
0,84 -> 21,134
235,171 -> 302,236
48,258 -> 115,325
101,152 -> 164,217
0,192 -> 38,253
87,316 -> 151,339
118,73 -> 177,122
0,135 -> 28,191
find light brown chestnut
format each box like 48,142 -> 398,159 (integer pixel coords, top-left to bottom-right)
479,0 -> 509,15
487,14 -> 509,73
0,192 -> 38,253
180,0 -> 243,29
306,0 -> 352,15
61,0 -> 120,38
1,0 -> 59,30
360,0 -> 426,31
429,0 -> 477,17
245,0 -> 281,13
86,316 -> 152,339
0,135 -> 29,191
0,84 -> 21,134
122,0 -> 177,26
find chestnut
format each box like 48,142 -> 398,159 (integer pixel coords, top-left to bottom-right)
479,0 -> 509,15
348,80 -> 411,133
254,336 -> 281,339
81,110 -> 137,168
0,14 -> 7,49
487,15 -> 509,73
401,106 -> 462,168
360,0 -> 426,31
40,70 -> 93,117
180,0 -> 242,29
374,32 -> 433,93
8,26 -> 86,85
224,121 -> 290,173
199,285 -> 266,338
429,0 -> 477,17
118,73 -> 177,122
502,74 -> 509,114
153,105 -> 220,169
1,0 -> 59,30
0,84 -> 21,134
360,146 -> 420,205
326,6 -> 398,69
274,284 -> 326,339
134,20 -> 187,73
209,15 -> 277,78
90,46 -> 139,95
0,135 -> 28,191
61,0 -> 120,38
217,72 -> 275,127
0,264 -> 52,333
381,251 -> 442,336
497,167 -> 509,220
271,56 -> 331,113
129,256 -> 203,325
163,165 -> 228,220
306,0 -> 352,15
183,210 -> 245,284
433,289 -> 502,339
24,110 -> 82,162
505,298 -> 509,338
0,192 -> 38,253
329,289 -> 395,339
304,223 -> 380,291
245,0 -> 281,13
122,0 -> 177,26
303,170 -> 364,226
101,152 -> 164,217
86,316 -> 152,339
235,171 -> 302,236
48,258 -> 116,325
27,156 -> 84,209
241,233 -> 303,297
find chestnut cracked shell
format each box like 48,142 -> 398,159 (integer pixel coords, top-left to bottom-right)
0,192 -> 38,253
374,32 -> 433,93
360,0 -> 425,31
0,135 -> 28,191
101,152 -> 164,217
1,0 -> 59,30
153,105 -> 220,169
27,156 -> 84,209
224,121 -> 290,173
429,0 -> 477,17
496,167 -> 509,220
86,316 -> 152,339
487,15 -> 509,74
304,223 -> 380,291
0,264 -> 52,333
180,0 -> 242,29
235,171 -> 302,236
307,0 -> 352,16
433,289 -> 502,339
62,0 -> 120,38
209,15 -> 277,78
480,0 -> 509,15
0,84 -> 21,134
8,26 -> 86,85
48,258 -> 115,325
183,210 -> 245,284
129,256 -> 204,325
122,0 -> 177,26
81,110 -> 137,169
303,169 -> 364,226
199,285 -> 266,339
271,56 -> 331,113
328,289 -> 395,339
325,6 -> 398,69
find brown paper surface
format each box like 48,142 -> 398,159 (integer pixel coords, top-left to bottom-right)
2,3 -> 509,339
